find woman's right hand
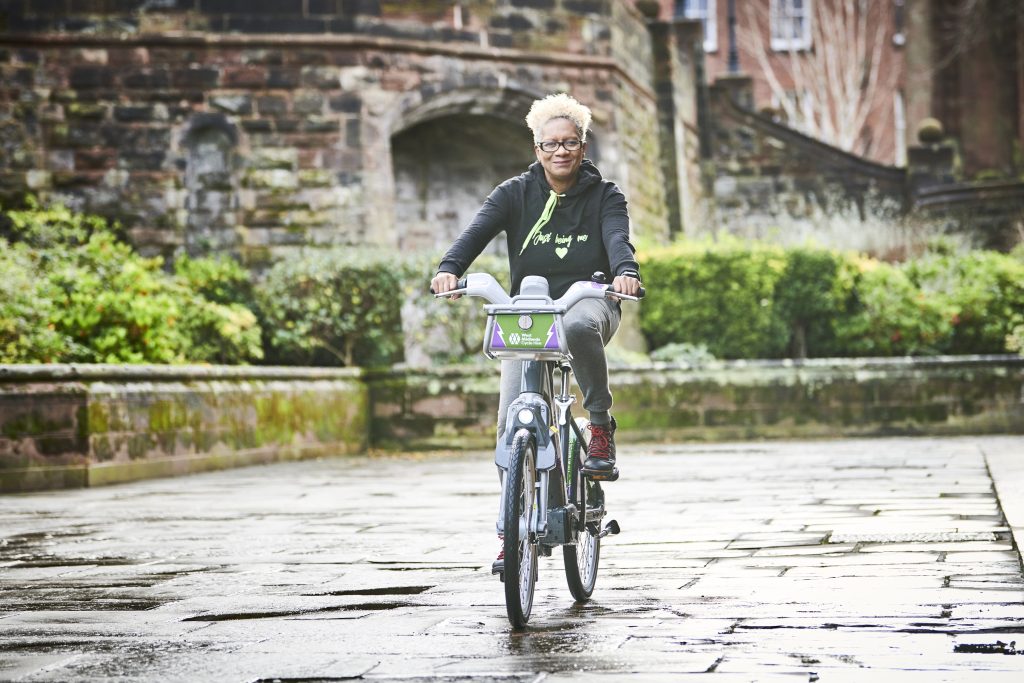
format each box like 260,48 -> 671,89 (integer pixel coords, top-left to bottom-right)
431,272 -> 461,299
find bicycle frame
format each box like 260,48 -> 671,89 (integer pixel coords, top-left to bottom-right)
494,358 -> 590,547
433,271 -> 638,623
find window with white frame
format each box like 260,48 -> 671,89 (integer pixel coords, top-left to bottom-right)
771,0 -> 813,51
676,0 -> 717,53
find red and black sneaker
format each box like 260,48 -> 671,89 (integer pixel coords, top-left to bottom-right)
582,417 -> 619,480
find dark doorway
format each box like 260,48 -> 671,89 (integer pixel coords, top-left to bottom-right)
391,114 -> 534,255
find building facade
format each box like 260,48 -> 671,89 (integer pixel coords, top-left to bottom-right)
0,0 -> 1020,260
0,1 -> 703,263
656,0 -> 1022,177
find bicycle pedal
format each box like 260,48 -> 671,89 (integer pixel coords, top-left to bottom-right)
597,519 -> 621,539
583,467 -> 619,482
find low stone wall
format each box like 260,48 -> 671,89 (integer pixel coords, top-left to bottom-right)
2,356 -> 1022,492
367,356 -> 1024,450
0,365 -> 367,492
613,356 -> 1024,442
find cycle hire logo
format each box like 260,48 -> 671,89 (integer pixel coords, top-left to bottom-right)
493,313 -> 555,349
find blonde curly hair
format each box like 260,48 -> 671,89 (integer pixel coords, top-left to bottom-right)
525,93 -> 592,143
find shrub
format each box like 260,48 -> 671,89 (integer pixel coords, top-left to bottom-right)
174,254 -> 256,307
0,199 -> 262,364
0,243 -> 68,362
638,238 -> 1024,360
773,247 -> 858,358
256,247 -> 405,367
400,253 -> 510,365
832,258 -> 956,356
639,240 -> 789,359
173,255 -> 263,364
906,247 -> 1024,354
1008,319 -> 1024,355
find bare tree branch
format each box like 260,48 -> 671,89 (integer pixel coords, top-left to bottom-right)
736,0 -> 896,158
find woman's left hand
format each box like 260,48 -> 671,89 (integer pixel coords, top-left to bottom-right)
612,275 -> 641,296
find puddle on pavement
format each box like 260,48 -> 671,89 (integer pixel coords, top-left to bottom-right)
0,640 -> 95,652
377,565 -> 477,572
901,623 -> 1024,635
502,625 -> 600,655
1,528 -> 95,548
182,601 -> 419,621
6,556 -> 144,568
954,640 -> 1021,655
302,585 -> 432,596
255,678 -> 534,683
3,598 -> 163,611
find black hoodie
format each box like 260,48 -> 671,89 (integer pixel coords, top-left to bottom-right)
437,159 -> 640,299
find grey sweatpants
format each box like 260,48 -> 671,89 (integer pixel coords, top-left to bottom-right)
496,297 -> 620,436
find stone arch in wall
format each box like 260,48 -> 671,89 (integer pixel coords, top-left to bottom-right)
392,114 -> 532,254
389,87 -> 606,253
180,114 -> 240,256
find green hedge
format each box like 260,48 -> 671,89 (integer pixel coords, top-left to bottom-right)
256,247 -> 406,367
640,239 -> 1024,359
0,200 -> 261,364
6,200 -> 1022,365
0,200 -> 495,367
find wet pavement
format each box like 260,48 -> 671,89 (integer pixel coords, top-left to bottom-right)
2,436 -> 1023,682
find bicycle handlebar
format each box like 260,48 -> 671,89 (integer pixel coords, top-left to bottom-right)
432,273 -> 644,309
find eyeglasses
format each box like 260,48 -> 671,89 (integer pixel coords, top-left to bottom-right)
536,139 -> 583,153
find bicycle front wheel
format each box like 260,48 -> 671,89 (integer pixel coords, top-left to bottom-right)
503,428 -> 538,628
563,421 -> 600,601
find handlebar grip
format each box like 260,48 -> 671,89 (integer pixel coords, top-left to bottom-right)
430,275 -> 468,296
638,286 -> 646,299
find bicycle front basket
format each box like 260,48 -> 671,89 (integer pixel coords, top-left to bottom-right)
483,310 -> 568,360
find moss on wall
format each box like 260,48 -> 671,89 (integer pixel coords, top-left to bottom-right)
0,368 -> 368,492
1,357 -> 1020,492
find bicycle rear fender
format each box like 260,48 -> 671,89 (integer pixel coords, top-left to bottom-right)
495,396 -> 557,472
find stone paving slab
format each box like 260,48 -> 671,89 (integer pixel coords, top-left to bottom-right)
983,436 -> 1024,558
1,436 -> 1023,681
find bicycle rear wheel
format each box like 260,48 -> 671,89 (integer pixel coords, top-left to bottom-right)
503,428 -> 538,627
563,419 -> 601,602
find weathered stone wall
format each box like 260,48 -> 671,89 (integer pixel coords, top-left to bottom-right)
0,0 -> 672,265
650,17 -> 705,237
702,75 -> 1024,253
703,76 -> 919,253
367,356 -> 1024,450
0,365 -> 368,491
2,356 -> 1022,491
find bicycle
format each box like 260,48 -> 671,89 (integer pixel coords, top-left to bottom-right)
434,272 -> 643,628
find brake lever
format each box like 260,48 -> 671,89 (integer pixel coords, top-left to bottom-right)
433,289 -> 468,299
606,287 -> 645,302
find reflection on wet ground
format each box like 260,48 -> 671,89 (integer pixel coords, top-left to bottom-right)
1,437 -> 1023,681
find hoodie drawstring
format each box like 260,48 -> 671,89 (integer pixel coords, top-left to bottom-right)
519,189 -> 563,256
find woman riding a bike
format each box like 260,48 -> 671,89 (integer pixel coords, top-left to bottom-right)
430,92 -> 642,560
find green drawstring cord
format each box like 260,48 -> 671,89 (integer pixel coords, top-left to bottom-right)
519,190 -> 563,255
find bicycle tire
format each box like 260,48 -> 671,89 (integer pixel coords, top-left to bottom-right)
563,419 -> 600,602
503,428 -> 538,628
